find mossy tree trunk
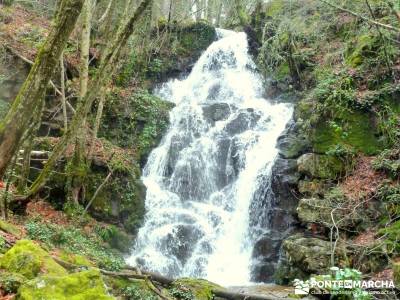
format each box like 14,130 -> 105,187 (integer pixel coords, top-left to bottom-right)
68,0 -> 94,204
0,0 -> 85,179
27,0 -> 153,197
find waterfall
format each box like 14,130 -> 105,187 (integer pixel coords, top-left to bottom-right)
127,29 -> 292,286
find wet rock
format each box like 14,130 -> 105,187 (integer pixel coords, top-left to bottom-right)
224,109 -> 261,135
202,103 -> 232,123
277,134 -> 309,159
166,133 -> 192,176
297,153 -> 345,179
252,232 -> 283,262
162,225 -> 204,265
214,137 -> 236,188
250,157 -> 300,282
251,261 -> 276,282
270,158 -> 300,213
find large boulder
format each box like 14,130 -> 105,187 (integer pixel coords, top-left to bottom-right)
224,108 -> 261,135
282,234 -> 346,274
297,153 -> 345,179
17,269 -> 114,300
202,103 -> 232,124
276,120 -> 310,159
297,191 -> 384,230
298,179 -> 331,196
0,240 -> 67,279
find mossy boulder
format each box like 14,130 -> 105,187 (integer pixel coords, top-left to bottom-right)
297,153 -> 345,179
297,189 -> 384,230
17,269 -> 114,300
311,111 -> 383,155
282,234 -> 346,275
0,271 -> 26,293
171,278 -> 223,300
298,180 -> 330,196
0,240 -> 67,279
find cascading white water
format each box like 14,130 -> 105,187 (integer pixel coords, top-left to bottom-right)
128,29 -> 292,286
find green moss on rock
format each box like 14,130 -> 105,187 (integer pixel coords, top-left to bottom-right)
282,234 -> 346,274
298,180 -> 330,196
312,112 -> 383,155
171,278 -> 222,300
297,153 -> 345,179
0,240 -> 67,279
17,269 -> 114,300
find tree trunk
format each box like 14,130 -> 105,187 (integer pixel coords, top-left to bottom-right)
0,0 -> 84,179
68,0 -> 94,204
27,0 -> 153,197
60,53 -> 68,131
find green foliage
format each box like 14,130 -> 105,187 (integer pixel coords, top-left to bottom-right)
314,72 -> 359,114
169,286 -> 195,300
117,21 -> 216,85
25,220 -> 124,271
17,25 -> 46,49
377,105 -> 400,147
372,148 -> 400,179
0,271 -> 26,294
171,278 -> 221,300
122,284 -> 158,300
379,220 -> 400,255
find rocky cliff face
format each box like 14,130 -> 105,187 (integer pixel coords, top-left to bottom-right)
248,0 -> 400,284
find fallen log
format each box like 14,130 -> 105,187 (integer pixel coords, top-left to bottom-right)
212,289 -> 290,300
53,260 -> 294,300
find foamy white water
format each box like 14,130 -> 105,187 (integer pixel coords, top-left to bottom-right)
127,29 -> 292,286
